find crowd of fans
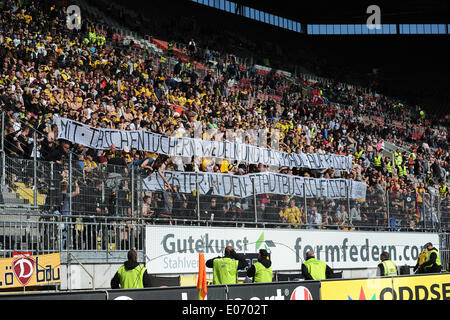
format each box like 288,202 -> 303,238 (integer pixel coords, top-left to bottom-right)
0,0 -> 448,232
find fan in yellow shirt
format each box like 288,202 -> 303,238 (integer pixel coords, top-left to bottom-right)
280,199 -> 303,228
178,95 -> 186,106
201,157 -> 214,172
220,159 -> 233,173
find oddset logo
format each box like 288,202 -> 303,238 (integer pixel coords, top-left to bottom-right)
12,257 -> 36,286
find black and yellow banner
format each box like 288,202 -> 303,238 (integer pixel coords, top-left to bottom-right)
321,274 -> 450,300
0,253 -> 61,289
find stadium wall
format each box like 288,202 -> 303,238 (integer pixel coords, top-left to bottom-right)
53,226 -> 440,291
2,273 -> 450,300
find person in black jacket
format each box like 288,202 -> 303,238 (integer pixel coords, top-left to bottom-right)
413,242 -> 442,274
110,249 -> 151,289
377,251 -> 398,276
206,246 -> 248,285
206,246 -> 248,269
301,250 -> 334,280
246,249 -> 273,283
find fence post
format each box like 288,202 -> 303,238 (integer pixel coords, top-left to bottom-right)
50,161 -> 54,212
430,193 -> 435,230
1,112 -> 5,187
422,193 -> 426,229
33,130 -> 37,206
136,168 -> 142,250
438,195 -> 442,233
136,168 -> 142,219
252,177 -> 257,225
69,151 -> 73,216
386,190 -> 390,229
131,165 -> 135,217
68,151 -> 73,252
347,183 -> 352,226
196,171 -> 200,222
68,253 -> 72,292
303,183 -> 307,224
115,173 -> 119,218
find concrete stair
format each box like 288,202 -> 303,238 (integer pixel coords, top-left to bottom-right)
0,184 -> 43,219
11,182 -> 46,206
2,188 -> 28,205
1,183 -> 45,206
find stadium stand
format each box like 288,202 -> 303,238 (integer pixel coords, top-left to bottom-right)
0,0 -> 448,256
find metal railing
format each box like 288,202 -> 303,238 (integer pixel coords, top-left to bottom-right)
0,213 -> 145,257
1,193 -> 448,258
1,149 -> 449,255
1,117 -> 449,264
4,152 -> 449,226
1,106 -> 449,238
1,107 -> 449,231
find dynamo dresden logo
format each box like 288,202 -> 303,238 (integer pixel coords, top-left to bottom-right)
12,257 -> 36,286
290,286 -> 313,300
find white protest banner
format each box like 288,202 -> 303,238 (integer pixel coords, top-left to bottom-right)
56,117 -> 352,171
142,171 -> 366,200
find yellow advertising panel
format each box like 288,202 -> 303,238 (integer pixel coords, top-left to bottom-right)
321,274 -> 450,300
321,277 -> 392,300
391,274 -> 450,300
0,253 -> 61,289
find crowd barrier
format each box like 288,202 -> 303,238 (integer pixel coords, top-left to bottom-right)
0,188 -> 448,258
0,273 -> 448,300
1,143 -> 449,258
1,145 -> 447,229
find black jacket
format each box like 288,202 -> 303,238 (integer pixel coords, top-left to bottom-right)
414,247 -> 441,272
301,257 -> 334,280
377,259 -> 397,276
206,250 -> 248,270
110,260 -> 151,289
246,257 -> 272,280
420,248 -> 438,268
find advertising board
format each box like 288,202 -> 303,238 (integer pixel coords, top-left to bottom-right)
321,274 -> 450,300
107,281 -> 321,300
0,253 -> 61,289
145,226 -> 439,274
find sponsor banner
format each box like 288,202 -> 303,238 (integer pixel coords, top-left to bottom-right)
108,281 -> 320,300
145,226 -> 439,274
0,281 -> 319,300
108,285 -> 226,300
56,118 -> 352,171
143,171 -> 367,200
0,291 -> 106,300
390,274 -> 450,300
225,282 -> 320,301
0,253 -> 61,289
321,274 -> 450,300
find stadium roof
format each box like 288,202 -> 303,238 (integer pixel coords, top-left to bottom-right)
101,0 -> 450,112
230,0 -> 450,24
